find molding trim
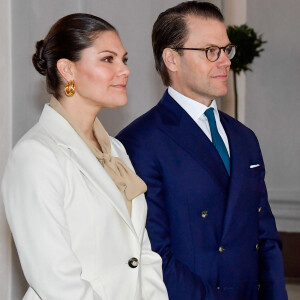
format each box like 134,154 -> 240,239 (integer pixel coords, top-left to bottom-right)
279,232 -> 300,278
269,190 -> 300,232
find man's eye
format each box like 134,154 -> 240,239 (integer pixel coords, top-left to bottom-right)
207,47 -> 218,54
123,57 -> 128,65
225,46 -> 233,54
103,56 -> 113,63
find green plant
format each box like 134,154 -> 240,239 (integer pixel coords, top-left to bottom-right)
227,24 -> 267,118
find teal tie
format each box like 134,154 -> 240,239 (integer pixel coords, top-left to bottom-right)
204,108 -> 230,175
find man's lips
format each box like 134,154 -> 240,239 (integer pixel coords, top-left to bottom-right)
211,74 -> 228,81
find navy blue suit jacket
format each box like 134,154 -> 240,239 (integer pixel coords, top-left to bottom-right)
116,91 -> 287,300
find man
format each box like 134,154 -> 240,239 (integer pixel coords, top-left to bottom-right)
116,2 -> 287,299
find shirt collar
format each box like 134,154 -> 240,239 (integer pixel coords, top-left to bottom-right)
168,86 -> 219,122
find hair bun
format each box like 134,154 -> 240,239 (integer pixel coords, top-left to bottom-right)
32,40 -> 47,75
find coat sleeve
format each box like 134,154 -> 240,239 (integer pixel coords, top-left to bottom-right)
255,144 -> 288,300
116,132 -> 217,300
140,229 -> 169,299
1,139 -> 102,300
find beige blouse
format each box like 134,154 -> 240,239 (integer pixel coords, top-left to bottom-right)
50,97 -> 147,215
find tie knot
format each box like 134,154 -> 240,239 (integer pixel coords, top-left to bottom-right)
204,107 -> 215,120
204,108 -> 217,127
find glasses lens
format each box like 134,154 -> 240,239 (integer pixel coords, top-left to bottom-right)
225,45 -> 236,59
206,47 -> 220,62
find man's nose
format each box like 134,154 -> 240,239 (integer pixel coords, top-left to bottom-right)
218,50 -> 231,67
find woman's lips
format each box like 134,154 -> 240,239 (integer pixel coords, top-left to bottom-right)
111,84 -> 127,89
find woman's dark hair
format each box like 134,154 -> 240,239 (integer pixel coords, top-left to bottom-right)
32,13 -> 116,98
152,1 -> 224,86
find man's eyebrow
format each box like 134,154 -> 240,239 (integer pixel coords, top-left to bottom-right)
203,43 -> 231,47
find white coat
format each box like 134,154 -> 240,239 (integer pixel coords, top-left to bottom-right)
1,104 -> 168,300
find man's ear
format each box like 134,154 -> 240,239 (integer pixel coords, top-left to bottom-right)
56,58 -> 75,82
162,48 -> 179,72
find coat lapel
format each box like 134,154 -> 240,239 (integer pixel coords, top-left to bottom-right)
38,104 -> 136,236
110,142 -> 147,240
219,112 -> 248,239
157,91 -> 230,189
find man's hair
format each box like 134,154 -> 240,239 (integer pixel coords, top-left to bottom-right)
152,1 -> 224,86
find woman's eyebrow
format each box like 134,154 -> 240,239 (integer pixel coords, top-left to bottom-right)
98,50 -> 128,57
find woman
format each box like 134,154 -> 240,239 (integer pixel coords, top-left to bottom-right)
1,13 -> 168,300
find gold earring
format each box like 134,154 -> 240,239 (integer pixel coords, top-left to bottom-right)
64,80 -> 75,97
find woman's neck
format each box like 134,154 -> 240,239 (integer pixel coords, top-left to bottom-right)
59,94 -> 102,148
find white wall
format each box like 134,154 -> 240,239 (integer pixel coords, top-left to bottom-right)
0,0 -> 27,299
223,0 -> 300,232
12,0 -> 86,144
246,0 -> 300,232
0,0 -> 13,298
223,0 -> 247,120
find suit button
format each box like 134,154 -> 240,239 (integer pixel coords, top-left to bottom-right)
256,244 -> 259,251
219,246 -> 225,253
257,207 -> 262,213
128,257 -> 139,268
201,210 -> 208,218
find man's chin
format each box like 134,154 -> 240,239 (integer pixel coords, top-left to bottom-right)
215,87 -> 228,98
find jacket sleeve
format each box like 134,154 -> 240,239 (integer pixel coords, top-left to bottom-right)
1,139 -> 102,300
116,132 -> 217,300
140,229 -> 169,299
255,143 -> 288,300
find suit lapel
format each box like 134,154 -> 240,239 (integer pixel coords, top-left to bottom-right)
219,112 -> 248,239
110,142 -> 147,240
38,105 -> 136,236
157,91 -> 230,189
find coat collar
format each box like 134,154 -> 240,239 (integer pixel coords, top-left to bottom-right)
156,90 -> 230,189
38,104 -> 138,238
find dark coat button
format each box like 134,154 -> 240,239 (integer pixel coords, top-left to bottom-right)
128,257 -> 139,268
257,207 -> 262,213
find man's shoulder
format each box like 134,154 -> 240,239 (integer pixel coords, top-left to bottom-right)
219,110 -> 257,137
117,101 -> 164,140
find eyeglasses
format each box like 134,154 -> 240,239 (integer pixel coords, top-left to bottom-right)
171,44 -> 237,62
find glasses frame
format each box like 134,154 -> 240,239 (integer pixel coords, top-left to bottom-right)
171,44 -> 237,62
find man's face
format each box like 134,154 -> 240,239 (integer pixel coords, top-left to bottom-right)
171,16 -> 231,105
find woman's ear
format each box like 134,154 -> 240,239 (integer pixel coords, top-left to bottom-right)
162,48 -> 179,73
56,59 -> 74,82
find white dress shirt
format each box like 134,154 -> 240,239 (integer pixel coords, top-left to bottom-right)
168,86 -> 230,155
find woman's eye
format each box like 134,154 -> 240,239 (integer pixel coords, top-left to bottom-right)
123,57 -> 128,65
103,56 -> 113,63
